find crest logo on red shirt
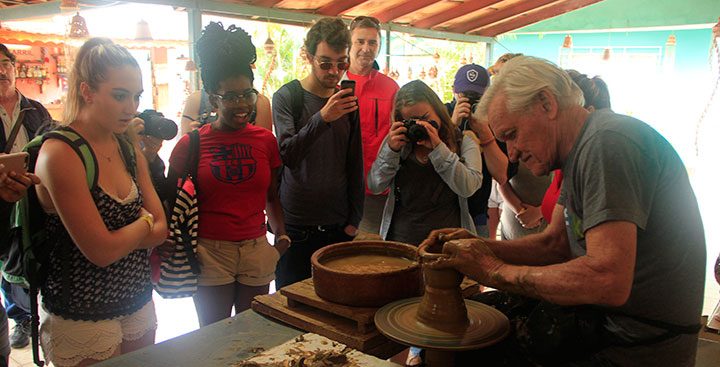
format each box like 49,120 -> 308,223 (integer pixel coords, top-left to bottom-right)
209,144 -> 256,184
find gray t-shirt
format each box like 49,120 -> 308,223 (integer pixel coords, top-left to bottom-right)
559,109 -> 705,366
272,82 -> 364,227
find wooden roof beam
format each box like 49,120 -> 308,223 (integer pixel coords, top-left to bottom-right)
371,0 -> 441,23
317,0 -> 367,16
412,0 -> 503,29
473,0 -> 605,36
251,0 -> 283,8
449,0 -> 558,34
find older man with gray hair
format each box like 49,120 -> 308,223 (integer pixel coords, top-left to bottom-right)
427,56 -> 705,366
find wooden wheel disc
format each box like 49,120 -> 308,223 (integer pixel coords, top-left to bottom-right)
375,297 -> 510,351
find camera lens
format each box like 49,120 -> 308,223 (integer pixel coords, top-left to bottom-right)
407,124 -> 429,142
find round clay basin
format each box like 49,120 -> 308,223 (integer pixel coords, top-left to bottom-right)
311,241 -> 422,307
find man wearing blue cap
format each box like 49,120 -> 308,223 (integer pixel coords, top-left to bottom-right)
445,64 -> 514,238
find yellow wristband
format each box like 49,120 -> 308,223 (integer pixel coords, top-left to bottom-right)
276,234 -> 292,246
140,214 -> 154,232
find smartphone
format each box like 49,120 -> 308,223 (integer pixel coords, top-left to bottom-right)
0,152 -> 29,175
340,80 -> 356,97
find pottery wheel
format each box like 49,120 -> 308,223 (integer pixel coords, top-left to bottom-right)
374,297 -> 509,351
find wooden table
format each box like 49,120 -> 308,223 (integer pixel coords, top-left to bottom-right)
94,310 -> 303,367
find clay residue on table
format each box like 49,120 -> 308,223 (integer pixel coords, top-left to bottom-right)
232,348 -> 351,367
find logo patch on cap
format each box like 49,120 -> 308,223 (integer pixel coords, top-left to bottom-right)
466,69 -> 479,82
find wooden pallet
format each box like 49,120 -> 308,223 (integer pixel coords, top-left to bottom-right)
280,279 -> 379,333
251,277 -> 482,360
251,291 -> 403,359
279,278 -> 481,334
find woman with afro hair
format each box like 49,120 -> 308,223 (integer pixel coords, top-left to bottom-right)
167,22 -> 289,327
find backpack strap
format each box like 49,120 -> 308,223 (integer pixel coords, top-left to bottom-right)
42,128 -> 98,190
287,79 -> 304,126
116,134 -> 137,179
18,127 -> 100,367
178,129 -> 200,188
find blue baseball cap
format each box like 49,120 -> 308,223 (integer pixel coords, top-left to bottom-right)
453,64 -> 490,95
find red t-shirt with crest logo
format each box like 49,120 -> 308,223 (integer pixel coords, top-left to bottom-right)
169,124 -> 281,241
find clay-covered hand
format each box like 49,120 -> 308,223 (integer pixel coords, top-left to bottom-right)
415,120 -> 442,149
320,89 -> 358,123
425,228 -> 479,244
387,121 -> 410,152
516,205 -> 543,228
418,228 -> 479,258
426,238 -> 503,284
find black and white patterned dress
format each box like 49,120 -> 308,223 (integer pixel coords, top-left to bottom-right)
41,182 -> 153,321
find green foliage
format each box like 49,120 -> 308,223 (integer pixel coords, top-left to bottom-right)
249,23 -> 488,103
253,23 -> 308,97
387,35 -> 487,102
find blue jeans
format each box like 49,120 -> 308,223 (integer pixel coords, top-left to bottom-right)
0,305 -> 8,366
274,224 -> 353,289
0,278 -> 30,322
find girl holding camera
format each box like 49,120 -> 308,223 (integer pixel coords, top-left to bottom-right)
367,80 -> 483,245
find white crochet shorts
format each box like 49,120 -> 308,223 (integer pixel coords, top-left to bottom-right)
39,300 -> 157,366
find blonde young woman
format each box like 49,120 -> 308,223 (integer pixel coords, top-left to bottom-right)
34,38 -> 167,367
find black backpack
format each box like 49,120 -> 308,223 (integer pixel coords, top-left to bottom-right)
1,126 -> 136,367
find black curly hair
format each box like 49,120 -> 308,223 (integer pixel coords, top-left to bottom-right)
195,22 -> 256,94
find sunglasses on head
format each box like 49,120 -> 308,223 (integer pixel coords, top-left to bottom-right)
351,16 -> 380,31
313,58 -> 350,71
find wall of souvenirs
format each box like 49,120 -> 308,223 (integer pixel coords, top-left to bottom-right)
9,44 -> 67,120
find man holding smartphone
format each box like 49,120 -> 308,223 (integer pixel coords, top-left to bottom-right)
345,16 -> 399,236
0,43 -> 48,362
272,18 -> 364,288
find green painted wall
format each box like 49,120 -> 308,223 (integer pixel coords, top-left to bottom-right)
490,27 -> 716,167
518,0 -> 720,32
494,28 -> 712,72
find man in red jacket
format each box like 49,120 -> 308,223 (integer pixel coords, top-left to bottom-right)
346,16 -> 399,236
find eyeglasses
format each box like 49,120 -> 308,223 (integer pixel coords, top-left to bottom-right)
212,88 -> 258,105
313,58 -> 350,71
0,59 -> 14,70
350,16 -> 380,31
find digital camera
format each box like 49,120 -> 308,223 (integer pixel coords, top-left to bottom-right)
137,109 -> 178,141
403,119 -> 439,143
461,93 -> 481,127
466,95 -> 480,114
